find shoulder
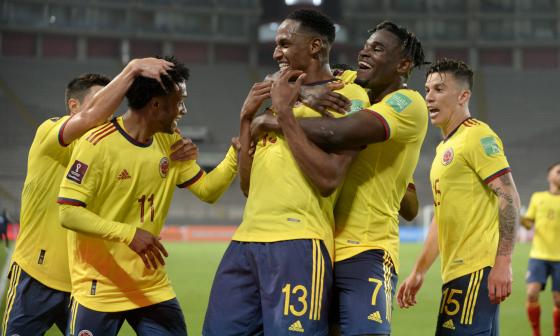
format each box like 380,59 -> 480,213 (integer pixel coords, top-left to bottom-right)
79,120 -> 117,148
336,70 -> 357,84
378,89 -> 426,114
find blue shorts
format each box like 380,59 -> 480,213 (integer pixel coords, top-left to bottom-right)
526,258 -> 560,291
331,249 -> 397,335
203,239 -> 333,336
2,262 -> 70,335
436,267 -> 499,336
67,297 -> 187,336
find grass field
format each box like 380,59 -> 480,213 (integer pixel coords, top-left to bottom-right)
1,242 -> 554,335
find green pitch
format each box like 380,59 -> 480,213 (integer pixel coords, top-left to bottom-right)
0,242 -> 552,335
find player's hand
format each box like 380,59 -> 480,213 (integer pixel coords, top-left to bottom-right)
129,57 -> 174,90
128,228 -> 169,270
241,81 -> 272,120
300,80 -> 350,117
271,69 -> 306,114
487,256 -> 513,304
397,271 -> 425,308
250,111 -> 279,141
170,137 -> 198,161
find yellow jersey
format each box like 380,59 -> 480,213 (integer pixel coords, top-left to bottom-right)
58,117 -> 236,312
12,116 -> 75,292
430,118 -> 511,283
525,191 -> 560,261
333,89 -> 428,272
233,82 -> 369,259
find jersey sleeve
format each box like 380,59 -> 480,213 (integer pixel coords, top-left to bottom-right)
524,193 -> 538,220
464,125 -> 511,184
366,90 -> 424,143
38,116 -> 76,165
333,83 -> 370,115
57,136 -> 101,206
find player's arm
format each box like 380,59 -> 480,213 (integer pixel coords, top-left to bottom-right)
58,204 -> 167,269
486,172 -> 520,304
399,183 -> 419,221
272,70 -> 356,196
397,216 -> 439,308
180,145 -> 238,203
60,57 -> 173,145
521,217 -> 535,230
239,81 -> 272,196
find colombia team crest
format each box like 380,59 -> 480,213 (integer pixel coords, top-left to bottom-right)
442,148 -> 454,166
159,157 -> 169,178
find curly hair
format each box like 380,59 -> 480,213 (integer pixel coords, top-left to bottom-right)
370,21 -> 426,71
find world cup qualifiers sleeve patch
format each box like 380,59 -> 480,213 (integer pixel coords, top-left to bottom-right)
349,99 -> 364,114
386,92 -> 412,113
66,160 -> 89,184
480,136 -> 501,156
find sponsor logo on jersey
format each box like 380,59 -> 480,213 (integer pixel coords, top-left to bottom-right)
387,92 -> 412,113
288,320 -> 305,333
368,311 -> 383,323
67,160 -> 89,184
442,319 -> 455,330
481,136 -> 500,156
442,148 -> 454,166
117,169 -> 131,180
159,157 -> 169,178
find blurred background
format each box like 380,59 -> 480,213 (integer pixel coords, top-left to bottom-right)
0,0 -> 558,236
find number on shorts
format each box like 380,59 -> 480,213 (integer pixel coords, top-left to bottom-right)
440,288 -> 463,316
369,277 -> 383,306
282,283 -> 308,317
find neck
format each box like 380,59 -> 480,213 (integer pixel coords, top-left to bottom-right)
441,107 -> 471,138
369,79 -> 405,104
301,63 -> 333,84
122,110 -> 156,144
550,184 -> 560,195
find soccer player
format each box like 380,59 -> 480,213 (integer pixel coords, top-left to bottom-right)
203,9 -> 369,335
397,59 -> 521,335
522,162 -> 560,336
56,56 -> 238,335
2,58 -> 176,336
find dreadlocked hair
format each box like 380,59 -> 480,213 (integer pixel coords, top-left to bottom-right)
370,21 -> 426,71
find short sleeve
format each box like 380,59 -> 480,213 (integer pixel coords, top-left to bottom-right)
57,138 -> 101,207
367,90 -> 425,143
38,116 -> 76,165
176,160 -> 205,188
464,126 -> 511,183
524,193 -> 537,220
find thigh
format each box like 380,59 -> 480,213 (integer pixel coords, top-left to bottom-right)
550,261 -> 560,292
203,241 -> 263,336
526,258 -> 550,290
66,299 -> 124,336
435,267 -> 499,336
2,263 -> 70,336
127,298 -> 187,336
333,249 -> 397,336
258,239 -> 333,336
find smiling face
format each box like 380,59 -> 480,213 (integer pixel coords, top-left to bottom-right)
355,29 -> 404,91
157,81 -> 187,134
425,72 -> 470,131
273,19 -> 313,73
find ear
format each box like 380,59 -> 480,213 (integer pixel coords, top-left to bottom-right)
310,37 -> 323,56
67,98 -> 80,115
397,58 -> 412,76
458,89 -> 471,106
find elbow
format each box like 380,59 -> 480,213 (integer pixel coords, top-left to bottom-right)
317,177 -> 338,198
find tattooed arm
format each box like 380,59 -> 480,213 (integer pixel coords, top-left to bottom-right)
486,172 -> 521,304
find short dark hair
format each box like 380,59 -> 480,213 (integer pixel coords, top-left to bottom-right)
126,56 -> 189,110
548,161 -> 560,172
287,9 -> 335,44
370,21 -> 426,70
65,73 -> 110,107
426,58 -> 474,89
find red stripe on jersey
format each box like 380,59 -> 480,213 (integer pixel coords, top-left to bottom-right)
484,167 -> 511,184
177,169 -> 204,188
87,123 -> 114,143
58,117 -> 72,147
57,197 -> 86,207
369,110 -> 390,141
91,128 -> 117,145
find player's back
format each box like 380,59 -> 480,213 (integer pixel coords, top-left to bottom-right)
13,116 -> 75,292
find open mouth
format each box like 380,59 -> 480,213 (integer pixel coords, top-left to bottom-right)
358,61 -> 372,70
278,63 -> 290,71
428,107 -> 440,117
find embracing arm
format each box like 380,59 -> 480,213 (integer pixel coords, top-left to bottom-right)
399,183 -> 419,221
61,58 -> 173,145
486,172 -> 521,303
297,110 -> 388,151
